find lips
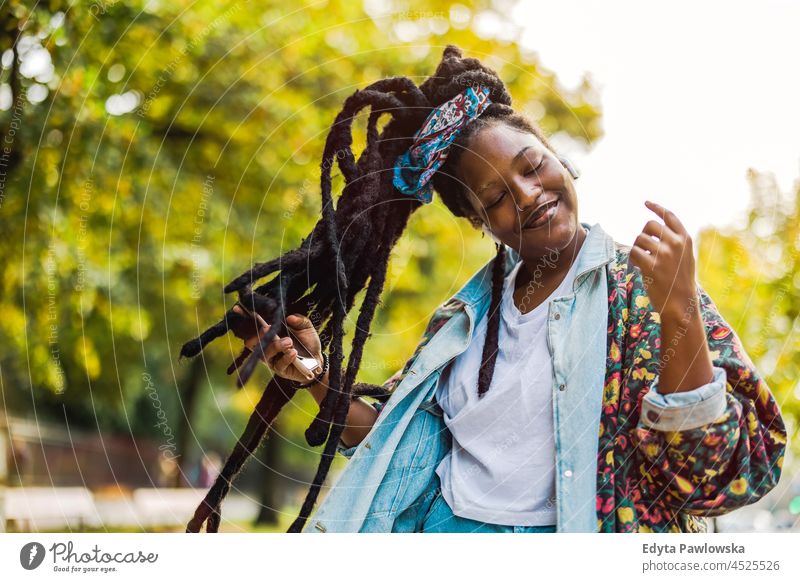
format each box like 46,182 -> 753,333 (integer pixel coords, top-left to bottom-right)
522,197 -> 560,229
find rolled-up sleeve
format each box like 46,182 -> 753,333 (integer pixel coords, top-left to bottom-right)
336,400 -> 386,459
630,283 -> 786,516
639,365 -> 728,431
336,440 -> 360,459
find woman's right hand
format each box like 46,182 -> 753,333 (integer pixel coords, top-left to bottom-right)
231,304 -> 324,385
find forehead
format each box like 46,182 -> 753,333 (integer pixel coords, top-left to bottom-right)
457,124 -> 544,187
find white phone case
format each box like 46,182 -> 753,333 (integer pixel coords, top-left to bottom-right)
286,328 -> 322,380
293,355 -> 322,380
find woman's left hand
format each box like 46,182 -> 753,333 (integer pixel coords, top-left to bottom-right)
628,200 -> 699,319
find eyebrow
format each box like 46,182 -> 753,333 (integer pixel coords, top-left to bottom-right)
475,145 -> 536,197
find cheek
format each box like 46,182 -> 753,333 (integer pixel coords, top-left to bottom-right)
558,189 -> 579,213
484,213 -> 519,233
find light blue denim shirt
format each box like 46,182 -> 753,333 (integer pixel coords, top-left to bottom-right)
303,221 -> 728,533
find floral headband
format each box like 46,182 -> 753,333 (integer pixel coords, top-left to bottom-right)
392,84 -> 493,204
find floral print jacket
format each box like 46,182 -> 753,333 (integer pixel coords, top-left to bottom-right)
366,243 -> 787,533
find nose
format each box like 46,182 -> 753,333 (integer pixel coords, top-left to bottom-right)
510,181 -> 544,212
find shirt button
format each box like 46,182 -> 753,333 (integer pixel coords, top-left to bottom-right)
563,469 -> 573,478
553,313 -> 561,320
558,383 -> 566,391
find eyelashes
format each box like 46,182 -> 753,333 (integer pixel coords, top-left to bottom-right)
486,191 -> 506,209
485,159 -> 546,209
528,157 -> 546,175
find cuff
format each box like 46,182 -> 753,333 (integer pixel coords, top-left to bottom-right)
639,365 -> 728,431
336,440 -> 359,459
336,400 -> 385,459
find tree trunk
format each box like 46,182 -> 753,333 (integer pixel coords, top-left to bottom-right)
173,357 -> 205,488
253,421 -> 281,526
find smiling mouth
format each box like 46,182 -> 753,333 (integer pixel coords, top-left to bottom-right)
523,198 -> 560,229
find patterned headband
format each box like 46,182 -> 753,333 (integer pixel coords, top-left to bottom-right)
392,84 -> 493,204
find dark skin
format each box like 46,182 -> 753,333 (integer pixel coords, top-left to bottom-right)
456,123 -> 587,314
235,123 -> 715,451
628,200 -> 715,394
459,123 -> 714,394
231,306 -> 379,448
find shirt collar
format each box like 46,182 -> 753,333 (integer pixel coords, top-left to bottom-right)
453,221 -> 616,307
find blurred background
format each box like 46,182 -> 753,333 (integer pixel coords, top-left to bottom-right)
0,0 -> 798,533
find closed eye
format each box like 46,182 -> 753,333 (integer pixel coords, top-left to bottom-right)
486,159 -> 544,209
525,158 -> 545,176
486,191 -> 506,209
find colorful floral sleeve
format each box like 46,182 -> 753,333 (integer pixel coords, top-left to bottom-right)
336,296 -> 464,458
629,284 -> 787,517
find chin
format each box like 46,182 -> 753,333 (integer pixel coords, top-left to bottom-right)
514,213 -> 579,259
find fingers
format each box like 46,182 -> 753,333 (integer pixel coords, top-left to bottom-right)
236,302 -> 275,346
232,304 -> 315,381
243,319 -> 271,351
286,313 -> 313,330
629,244 -> 655,272
271,347 -> 299,376
641,219 -> 676,243
244,321 -> 291,369
230,304 -> 262,341
236,307 -> 312,335
632,232 -> 659,257
644,200 -> 687,236
257,335 -> 293,365
233,304 -> 252,319
234,303 -> 270,329
252,310 -> 269,329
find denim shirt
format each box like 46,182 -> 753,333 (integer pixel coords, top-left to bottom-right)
303,221 -> 730,533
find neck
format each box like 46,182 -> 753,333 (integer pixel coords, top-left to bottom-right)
515,225 -> 587,292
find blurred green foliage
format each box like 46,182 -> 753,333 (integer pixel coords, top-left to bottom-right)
696,169 -> 800,455
0,0 -> 603,475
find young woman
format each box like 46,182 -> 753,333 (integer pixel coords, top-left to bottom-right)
190,45 -> 786,534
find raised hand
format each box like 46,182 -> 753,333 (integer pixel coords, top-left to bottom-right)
629,200 -> 699,319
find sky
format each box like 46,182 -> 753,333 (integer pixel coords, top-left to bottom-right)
512,0 -> 800,246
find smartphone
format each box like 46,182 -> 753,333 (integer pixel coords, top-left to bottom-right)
285,327 -> 322,380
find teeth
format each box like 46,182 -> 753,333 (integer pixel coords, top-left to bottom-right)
528,200 -> 556,225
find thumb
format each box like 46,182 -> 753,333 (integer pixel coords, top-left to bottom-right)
286,313 -> 314,330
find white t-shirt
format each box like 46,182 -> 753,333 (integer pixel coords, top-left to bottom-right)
434,246 -> 583,526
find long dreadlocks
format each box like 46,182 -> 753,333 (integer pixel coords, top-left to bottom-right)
180,44 -> 561,533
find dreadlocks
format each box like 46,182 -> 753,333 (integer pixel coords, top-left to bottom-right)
180,44 -> 560,533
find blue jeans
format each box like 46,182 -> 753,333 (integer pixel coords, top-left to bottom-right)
415,470 -> 557,533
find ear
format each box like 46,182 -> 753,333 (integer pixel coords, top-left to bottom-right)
558,156 -> 580,180
467,215 -> 483,230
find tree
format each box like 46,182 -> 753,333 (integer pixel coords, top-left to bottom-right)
695,168 -> 799,456
0,0 -> 602,495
